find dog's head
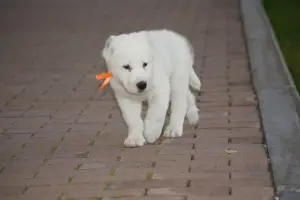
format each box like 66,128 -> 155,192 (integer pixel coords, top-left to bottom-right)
102,32 -> 154,95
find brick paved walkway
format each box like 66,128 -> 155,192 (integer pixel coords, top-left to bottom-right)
0,0 -> 274,199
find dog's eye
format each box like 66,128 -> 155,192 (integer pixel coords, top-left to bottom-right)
123,65 -> 131,70
143,62 -> 148,68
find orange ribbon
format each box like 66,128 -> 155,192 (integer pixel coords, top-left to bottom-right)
95,72 -> 112,91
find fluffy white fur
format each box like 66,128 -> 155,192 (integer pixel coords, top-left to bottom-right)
102,29 -> 201,147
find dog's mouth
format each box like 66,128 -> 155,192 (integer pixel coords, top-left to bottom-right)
117,79 -> 142,96
125,88 -> 142,96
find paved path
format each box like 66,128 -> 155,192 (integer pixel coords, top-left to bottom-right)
0,0 -> 274,199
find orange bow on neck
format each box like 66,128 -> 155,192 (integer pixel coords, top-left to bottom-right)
95,72 -> 112,91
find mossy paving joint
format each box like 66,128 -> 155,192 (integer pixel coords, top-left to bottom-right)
103,183 -> 111,190
21,143 -> 28,148
10,154 -> 17,161
96,130 -> 105,136
33,171 -> 39,178
57,192 -> 65,200
116,156 -> 122,161
111,195 -> 134,198
89,139 -> 95,146
0,166 -> 5,174
51,145 -> 58,153
40,123 -> 46,128
22,186 -> 29,195
146,172 -> 153,180
42,157 -> 49,164
67,176 -> 74,183
89,197 -> 103,200
109,168 -> 116,176
74,163 -> 83,170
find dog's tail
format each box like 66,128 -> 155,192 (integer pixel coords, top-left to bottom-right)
189,68 -> 201,91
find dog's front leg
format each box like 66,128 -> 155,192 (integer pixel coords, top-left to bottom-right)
116,96 -> 145,147
144,86 -> 170,143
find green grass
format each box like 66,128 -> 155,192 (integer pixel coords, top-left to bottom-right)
263,0 -> 300,90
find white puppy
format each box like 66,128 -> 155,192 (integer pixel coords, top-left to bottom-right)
102,29 -> 201,147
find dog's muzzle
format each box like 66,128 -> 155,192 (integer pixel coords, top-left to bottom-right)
136,81 -> 147,91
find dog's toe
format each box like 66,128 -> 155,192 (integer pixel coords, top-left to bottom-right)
163,125 -> 183,138
124,136 -> 146,147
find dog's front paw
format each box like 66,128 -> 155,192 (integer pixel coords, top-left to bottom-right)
124,135 -> 146,147
163,124 -> 183,138
144,132 -> 161,144
144,121 -> 163,144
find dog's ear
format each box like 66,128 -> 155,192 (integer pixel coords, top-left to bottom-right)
102,35 -> 116,61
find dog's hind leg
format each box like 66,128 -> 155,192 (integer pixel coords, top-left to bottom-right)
189,68 -> 201,91
186,89 -> 199,126
144,84 -> 170,143
163,70 -> 189,138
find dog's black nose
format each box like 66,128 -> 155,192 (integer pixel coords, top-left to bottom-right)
136,81 -> 147,91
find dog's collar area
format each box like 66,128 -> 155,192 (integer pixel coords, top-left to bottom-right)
95,72 -> 112,91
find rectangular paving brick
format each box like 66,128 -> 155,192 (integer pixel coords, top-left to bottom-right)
148,187 -> 230,196
0,186 -> 25,197
102,197 -> 184,200
231,186 -> 274,199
